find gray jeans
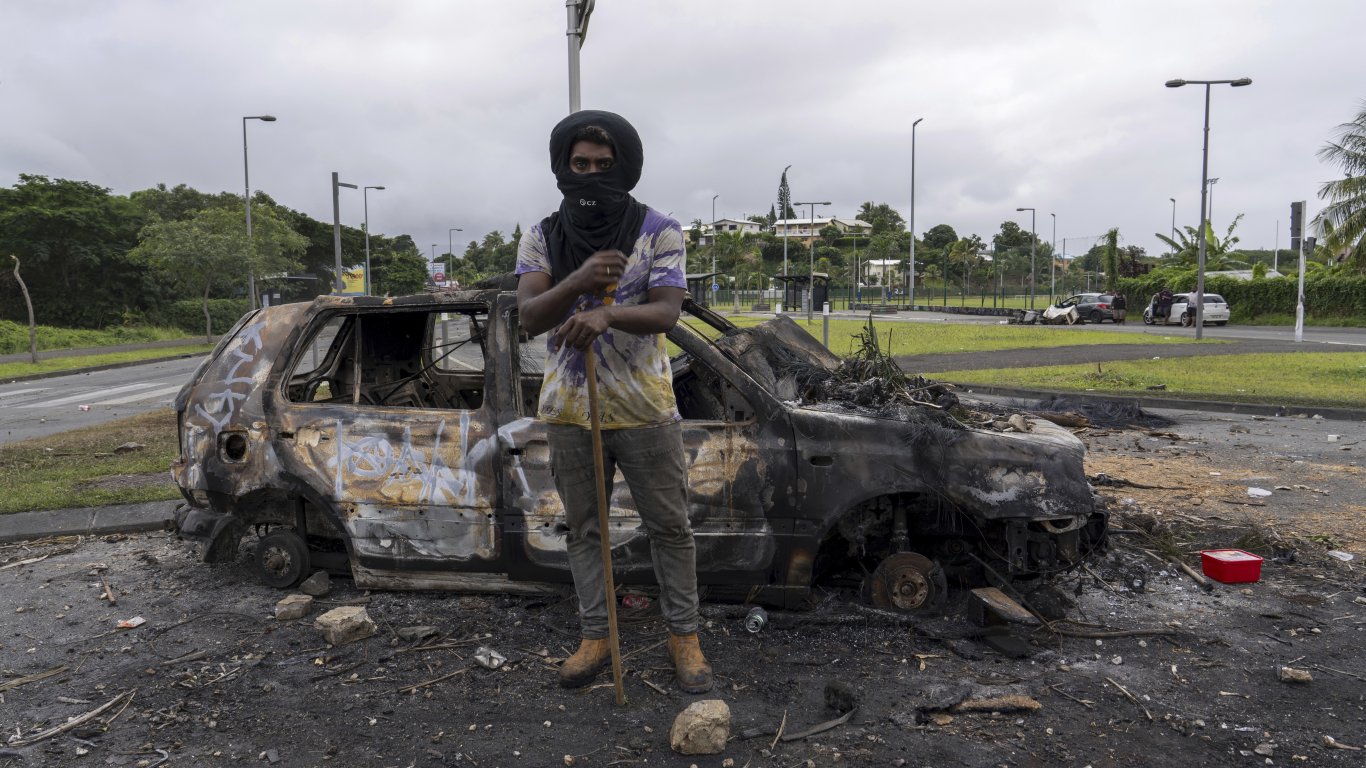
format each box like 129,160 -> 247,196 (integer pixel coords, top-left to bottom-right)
547,421 -> 698,638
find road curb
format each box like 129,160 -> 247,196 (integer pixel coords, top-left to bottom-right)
2,353 -> 207,384
951,383 -> 1366,422
0,500 -> 180,544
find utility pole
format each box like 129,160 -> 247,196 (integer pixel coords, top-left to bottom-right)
566,0 -> 594,112
332,172 -> 357,293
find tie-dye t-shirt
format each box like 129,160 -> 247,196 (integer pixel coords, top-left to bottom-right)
515,208 -> 688,429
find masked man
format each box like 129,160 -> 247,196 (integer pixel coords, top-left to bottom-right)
515,111 -> 712,694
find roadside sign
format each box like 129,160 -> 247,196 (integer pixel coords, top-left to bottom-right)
434,272 -> 446,282
711,283 -> 719,291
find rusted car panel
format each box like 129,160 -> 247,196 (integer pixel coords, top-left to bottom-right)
173,290 -> 1105,607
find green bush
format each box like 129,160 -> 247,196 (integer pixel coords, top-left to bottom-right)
157,299 -> 251,336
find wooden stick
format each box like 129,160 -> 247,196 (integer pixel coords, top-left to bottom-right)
0,665 -> 69,693
586,349 -> 626,707
7,690 -> 134,747
1105,676 -> 1153,721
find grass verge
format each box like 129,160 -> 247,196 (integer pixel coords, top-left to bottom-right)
0,345 -> 212,380
0,409 -> 181,515
698,315 -> 1204,358
935,352 -> 1366,409
0,320 -> 195,355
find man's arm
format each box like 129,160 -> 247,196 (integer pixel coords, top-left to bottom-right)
517,249 -> 629,336
551,286 -> 684,351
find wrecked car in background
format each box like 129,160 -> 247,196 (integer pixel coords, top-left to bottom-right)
172,291 -> 1106,611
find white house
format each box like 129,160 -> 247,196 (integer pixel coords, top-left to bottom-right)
773,217 -> 872,244
700,217 -> 765,245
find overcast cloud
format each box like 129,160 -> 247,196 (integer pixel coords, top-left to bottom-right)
1,1 -> 1359,260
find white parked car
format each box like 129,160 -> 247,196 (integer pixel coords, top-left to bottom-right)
1143,292 -> 1230,326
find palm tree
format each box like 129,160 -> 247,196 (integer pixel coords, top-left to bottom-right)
1155,214 -> 1245,266
1100,229 -> 1119,292
1314,102 -> 1366,270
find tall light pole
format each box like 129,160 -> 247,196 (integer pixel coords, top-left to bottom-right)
909,117 -> 923,306
1016,207 -> 1036,309
794,200 -> 831,321
331,172 -> 358,294
565,0 -> 593,112
242,115 -> 277,309
1169,197 -> 1177,244
1049,212 -> 1057,301
448,227 -> 463,276
362,185 -> 385,295
711,193 -> 719,302
1166,76 -> 1252,340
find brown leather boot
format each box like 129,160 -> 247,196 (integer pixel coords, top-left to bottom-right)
667,632 -> 714,693
558,638 -> 611,689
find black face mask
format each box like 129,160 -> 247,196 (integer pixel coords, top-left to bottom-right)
540,111 -> 648,285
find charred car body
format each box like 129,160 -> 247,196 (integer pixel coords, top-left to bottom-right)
173,291 -> 1106,611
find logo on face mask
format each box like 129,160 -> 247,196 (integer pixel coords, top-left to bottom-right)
579,199 -> 596,206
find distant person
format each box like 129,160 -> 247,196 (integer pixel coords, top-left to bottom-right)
1112,292 -> 1127,324
1156,288 -> 1174,326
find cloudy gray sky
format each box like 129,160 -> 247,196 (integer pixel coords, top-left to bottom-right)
1,1 -> 1359,260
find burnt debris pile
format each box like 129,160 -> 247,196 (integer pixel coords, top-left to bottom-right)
796,322 -> 960,413
716,316 -> 960,419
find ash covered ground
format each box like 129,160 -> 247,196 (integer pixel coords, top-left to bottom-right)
1,408 -> 1364,768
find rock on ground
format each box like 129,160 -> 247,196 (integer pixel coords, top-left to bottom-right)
670,699 -> 731,755
300,570 -> 331,597
274,593 -> 313,620
314,605 -> 376,645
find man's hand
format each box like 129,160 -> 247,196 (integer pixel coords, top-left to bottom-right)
567,250 -> 629,294
553,305 -> 615,351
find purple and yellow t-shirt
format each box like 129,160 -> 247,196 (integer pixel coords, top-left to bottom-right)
515,208 -> 688,429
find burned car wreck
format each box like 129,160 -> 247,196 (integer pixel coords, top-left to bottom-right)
172,290 -> 1105,611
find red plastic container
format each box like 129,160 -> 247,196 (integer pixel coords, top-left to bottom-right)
1200,549 -> 1263,584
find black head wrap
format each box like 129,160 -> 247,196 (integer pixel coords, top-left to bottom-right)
540,110 -> 649,285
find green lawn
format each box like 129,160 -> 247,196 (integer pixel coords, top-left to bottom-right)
0,345 -> 212,380
0,410 -> 181,515
935,352 -> 1366,409
699,315 -> 1205,358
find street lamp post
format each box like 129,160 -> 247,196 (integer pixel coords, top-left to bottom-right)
331,172 -> 358,294
908,117 -> 924,306
1016,207 -> 1036,309
1169,197 -> 1177,245
448,228 -> 463,277
362,185 -> 385,295
711,194 -> 719,303
1049,212 -> 1057,302
793,200 -> 831,321
242,115 -> 277,310
1166,76 -> 1252,340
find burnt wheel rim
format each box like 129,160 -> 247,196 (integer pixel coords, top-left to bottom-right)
868,552 -> 944,612
261,544 -> 296,580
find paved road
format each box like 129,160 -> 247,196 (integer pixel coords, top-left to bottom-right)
0,356 -> 203,444
769,308 -> 1366,346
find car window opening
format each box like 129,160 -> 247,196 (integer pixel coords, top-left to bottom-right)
284,308 -> 489,410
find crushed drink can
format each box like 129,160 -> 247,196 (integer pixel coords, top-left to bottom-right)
743,606 -> 768,634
